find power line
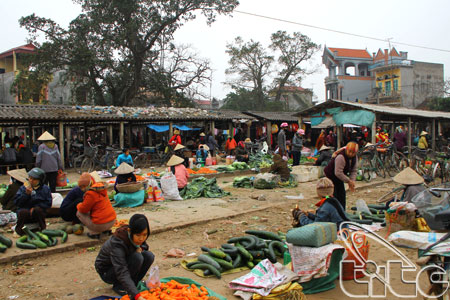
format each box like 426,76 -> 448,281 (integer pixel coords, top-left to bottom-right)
234,10 -> 450,53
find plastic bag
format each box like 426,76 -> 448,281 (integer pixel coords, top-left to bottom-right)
356,199 -> 372,215
56,170 -> 67,187
146,265 -> 160,289
160,173 -> 183,201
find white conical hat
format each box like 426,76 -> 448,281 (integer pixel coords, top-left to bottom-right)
420,131 -> 428,136
37,131 -> 56,141
319,145 -> 332,152
200,133 -> 206,137
114,162 -> 135,175
7,168 -> 28,183
393,167 -> 424,185
167,155 -> 184,167
198,144 -> 209,151
174,144 -> 185,151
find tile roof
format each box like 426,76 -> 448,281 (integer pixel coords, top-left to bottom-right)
0,43 -> 36,59
243,111 -> 299,122
328,47 -> 372,59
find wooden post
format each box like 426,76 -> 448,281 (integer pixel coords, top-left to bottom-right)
83,122 -> 87,146
65,125 -> 70,166
148,127 -> 153,146
28,122 -> 33,148
432,119 -> 436,151
438,120 -> 442,135
169,122 -> 173,138
59,122 -> 65,170
211,121 -> 216,137
228,122 -> 234,138
128,123 -> 132,148
119,122 -> 124,150
266,121 -> 272,147
371,119 -> 376,144
408,117 -> 412,158
246,122 -> 251,139
108,125 -> 113,146
390,123 -> 394,140
337,125 -> 342,148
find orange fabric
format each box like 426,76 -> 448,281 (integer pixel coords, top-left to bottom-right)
77,187 -> 116,224
316,133 -> 326,151
315,197 -> 328,207
226,138 -> 237,150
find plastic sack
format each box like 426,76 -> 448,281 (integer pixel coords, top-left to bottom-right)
51,193 -> 64,208
388,230 -> 450,254
56,170 -> 67,187
160,173 -> 183,201
146,265 -> 160,289
356,199 -> 372,215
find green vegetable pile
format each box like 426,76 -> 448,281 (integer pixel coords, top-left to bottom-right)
0,185 -> 8,198
233,176 -> 253,188
180,177 -> 230,199
56,182 -> 77,190
216,161 -> 249,173
248,153 -> 273,170
300,156 -> 317,164
346,204 -> 387,225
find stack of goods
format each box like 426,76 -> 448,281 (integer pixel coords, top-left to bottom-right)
180,177 -> 230,199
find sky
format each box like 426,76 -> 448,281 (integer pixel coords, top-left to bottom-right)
2,0 -> 450,103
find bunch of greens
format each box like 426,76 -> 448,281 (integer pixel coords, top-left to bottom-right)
233,176 -> 253,188
180,177 -> 230,199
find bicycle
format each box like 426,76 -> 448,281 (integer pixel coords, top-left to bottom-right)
433,152 -> 450,184
411,147 -> 436,180
358,142 -> 387,181
79,143 -> 117,173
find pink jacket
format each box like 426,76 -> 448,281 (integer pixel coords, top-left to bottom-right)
169,164 -> 189,189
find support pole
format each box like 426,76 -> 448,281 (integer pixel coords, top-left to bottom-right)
108,125 -> 113,146
228,122 -> 234,138
337,126 -> 342,149
211,121 -> 216,137
169,122 -> 173,139
83,122 -> 87,146
432,119 -> 436,151
148,128 -> 153,146
371,119 -> 376,144
128,123 -> 132,148
266,121 -> 272,148
119,122 -> 124,150
65,125 -> 70,167
28,122 -> 33,148
59,122 -> 65,170
408,117 -> 412,158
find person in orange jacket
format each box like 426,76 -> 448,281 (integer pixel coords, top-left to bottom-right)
76,175 -> 117,239
225,136 -> 237,155
168,129 -> 182,148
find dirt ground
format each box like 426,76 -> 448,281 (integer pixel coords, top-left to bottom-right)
0,171 -> 434,300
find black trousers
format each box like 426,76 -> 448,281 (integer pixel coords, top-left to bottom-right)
292,151 -> 301,166
100,251 -> 155,288
330,177 -> 346,210
60,197 -> 83,223
15,207 -> 46,235
45,171 -> 58,193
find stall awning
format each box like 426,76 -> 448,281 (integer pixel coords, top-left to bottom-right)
147,124 -> 201,132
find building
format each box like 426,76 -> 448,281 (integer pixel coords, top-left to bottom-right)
367,48 -> 444,107
322,46 -> 374,102
322,46 -> 444,108
0,43 -> 73,105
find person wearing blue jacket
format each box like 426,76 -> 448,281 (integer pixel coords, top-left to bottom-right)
14,168 -> 52,235
116,148 -> 133,168
292,177 -> 349,228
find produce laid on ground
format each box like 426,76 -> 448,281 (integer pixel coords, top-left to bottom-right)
180,177 -> 230,199
0,183 -> 8,198
248,153 -> 273,170
56,182 -> 78,190
346,204 -> 387,225
15,226 -> 68,250
184,230 -> 286,279
233,176 -> 253,188
187,167 -> 218,175
300,156 -> 318,164
0,233 -> 12,252
233,175 -> 298,189
216,161 -> 250,173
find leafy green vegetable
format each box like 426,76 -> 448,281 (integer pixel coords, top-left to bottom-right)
233,176 -> 253,188
180,177 -> 230,199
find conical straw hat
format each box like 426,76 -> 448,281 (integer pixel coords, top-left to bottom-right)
167,155 -> 184,167
319,145 -> 332,152
200,133 -> 206,137
114,162 -> 135,175
174,144 -> 185,151
7,168 -> 28,183
393,167 -> 424,185
37,131 -> 56,141
199,144 -> 209,151
420,131 -> 428,136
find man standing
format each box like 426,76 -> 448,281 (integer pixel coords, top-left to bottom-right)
324,141 -> 358,209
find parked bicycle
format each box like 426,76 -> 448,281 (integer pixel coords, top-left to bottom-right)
78,142 -> 118,173
358,142 -> 387,181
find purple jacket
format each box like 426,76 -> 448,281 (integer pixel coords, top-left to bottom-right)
36,143 -> 63,173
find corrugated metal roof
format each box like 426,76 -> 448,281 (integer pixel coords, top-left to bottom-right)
243,111 -> 299,122
295,99 -> 450,119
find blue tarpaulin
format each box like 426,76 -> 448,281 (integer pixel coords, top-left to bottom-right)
333,110 -> 375,127
146,124 -> 201,132
311,113 -> 326,126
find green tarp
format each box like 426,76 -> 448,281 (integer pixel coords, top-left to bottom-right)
333,110 -> 375,127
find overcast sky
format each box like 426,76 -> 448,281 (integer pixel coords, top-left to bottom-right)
2,0 -> 450,104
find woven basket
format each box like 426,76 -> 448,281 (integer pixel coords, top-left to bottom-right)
286,222 -> 337,247
116,181 -> 144,193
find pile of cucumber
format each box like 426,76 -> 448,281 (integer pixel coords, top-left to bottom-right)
346,204 -> 387,225
16,226 -> 68,250
0,234 -> 13,253
186,230 -> 286,279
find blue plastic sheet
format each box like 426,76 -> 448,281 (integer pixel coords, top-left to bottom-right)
146,124 -> 201,132
311,113 -> 326,126
333,110 -> 375,127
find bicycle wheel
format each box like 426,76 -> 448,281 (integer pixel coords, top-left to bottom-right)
360,158 -> 372,182
374,157 -> 386,178
134,154 -> 146,168
383,155 -> 395,177
74,155 -> 86,174
376,186 -> 405,203
432,162 -> 443,184
80,157 -> 94,173
396,153 -> 409,171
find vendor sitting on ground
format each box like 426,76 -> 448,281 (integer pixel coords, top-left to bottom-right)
314,145 -> 333,167
14,168 -> 52,236
95,214 -> 154,298
60,172 -> 94,224
292,177 -> 349,228
270,154 -> 290,181
196,144 -> 209,165
116,148 -> 133,168
1,168 -> 28,212
114,162 -> 137,194
235,141 -> 249,163
167,155 -> 189,191
174,144 -> 189,168
392,167 -> 426,203
76,181 -> 117,239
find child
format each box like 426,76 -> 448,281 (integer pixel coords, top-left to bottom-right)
95,214 -> 154,298
292,177 -> 348,228
196,145 -> 208,166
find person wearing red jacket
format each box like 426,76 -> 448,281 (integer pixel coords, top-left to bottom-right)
225,136 -> 237,155
76,178 -> 117,239
168,129 -> 182,148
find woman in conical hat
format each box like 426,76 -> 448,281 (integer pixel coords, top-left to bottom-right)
391,167 -> 425,203
418,131 -> 429,149
167,155 -> 189,190
174,144 -> 189,168
36,131 -> 63,193
1,168 -> 28,211
113,162 -> 137,194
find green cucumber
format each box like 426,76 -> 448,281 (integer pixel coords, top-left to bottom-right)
186,261 -> 200,269
29,239 -> 47,249
61,232 -> 68,243
41,229 -> 65,237
255,238 -> 267,249
235,243 -> 253,261
244,230 -> 282,241
0,242 -> 7,253
197,254 -> 221,270
0,234 -> 12,248
224,253 -> 232,262
227,236 -> 257,249
36,232 -> 50,243
206,255 -> 233,270
248,250 -> 265,259
23,226 -> 39,241
16,236 -> 37,249
49,236 -> 58,247
203,269 -> 211,276
269,241 -> 286,259
246,261 -> 254,268
200,247 -> 227,259
189,263 -> 221,278
232,254 -> 242,268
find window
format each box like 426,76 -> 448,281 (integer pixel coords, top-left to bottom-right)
378,82 -> 382,89
393,80 -> 398,91
385,81 -> 391,96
